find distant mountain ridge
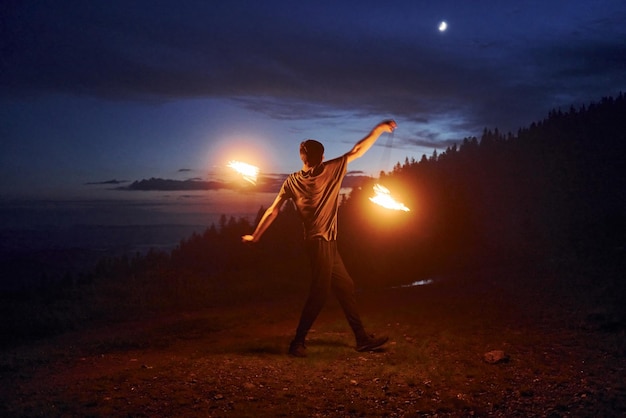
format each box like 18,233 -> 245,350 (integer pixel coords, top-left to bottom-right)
119,173 -> 372,192
120,178 -> 227,191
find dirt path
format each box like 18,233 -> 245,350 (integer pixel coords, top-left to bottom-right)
2,274 -> 625,417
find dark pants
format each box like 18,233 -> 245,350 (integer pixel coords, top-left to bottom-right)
294,239 -> 367,343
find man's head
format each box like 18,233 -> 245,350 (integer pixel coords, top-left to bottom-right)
300,139 -> 324,167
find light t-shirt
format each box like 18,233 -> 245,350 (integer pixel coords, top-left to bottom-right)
279,155 -> 348,241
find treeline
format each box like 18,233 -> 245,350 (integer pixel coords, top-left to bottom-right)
159,93 -> 626,289
339,93 -> 626,286
82,92 -> 626,291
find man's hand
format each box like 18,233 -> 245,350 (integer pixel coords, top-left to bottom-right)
380,119 -> 397,133
241,234 -> 256,243
346,119 -> 398,163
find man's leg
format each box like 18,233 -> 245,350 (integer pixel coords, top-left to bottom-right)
331,246 -> 389,351
292,239 -> 333,345
328,245 -> 368,341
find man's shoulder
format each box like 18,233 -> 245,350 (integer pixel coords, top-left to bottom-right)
281,170 -> 304,190
326,155 -> 348,165
325,155 -> 348,172
323,155 -> 347,171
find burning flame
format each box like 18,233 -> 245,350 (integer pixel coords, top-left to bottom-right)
228,160 -> 259,185
369,184 -> 410,212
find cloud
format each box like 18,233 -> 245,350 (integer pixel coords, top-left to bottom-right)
2,0 -> 625,140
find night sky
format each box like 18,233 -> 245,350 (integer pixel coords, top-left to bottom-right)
2,0 -> 625,199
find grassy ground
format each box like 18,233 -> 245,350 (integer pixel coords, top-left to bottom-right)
1,258 -> 625,417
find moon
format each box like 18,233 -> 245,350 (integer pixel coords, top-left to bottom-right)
438,21 -> 447,32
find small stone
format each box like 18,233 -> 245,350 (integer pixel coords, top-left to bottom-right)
483,350 -> 510,364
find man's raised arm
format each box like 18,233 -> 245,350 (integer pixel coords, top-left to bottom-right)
345,120 -> 397,163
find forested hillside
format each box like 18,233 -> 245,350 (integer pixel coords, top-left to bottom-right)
339,94 -> 626,287
109,93 -> 625,296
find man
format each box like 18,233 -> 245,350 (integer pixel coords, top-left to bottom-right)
242,120 -> 397,357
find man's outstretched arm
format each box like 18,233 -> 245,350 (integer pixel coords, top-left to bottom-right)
241,194 -> 287,243
345,120 -> 397,163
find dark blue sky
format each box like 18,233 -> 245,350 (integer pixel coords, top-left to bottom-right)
2,0 -> 625,198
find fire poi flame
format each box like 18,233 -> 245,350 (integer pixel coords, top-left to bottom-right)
228,160 -> 259,185
369,184 -> 410,212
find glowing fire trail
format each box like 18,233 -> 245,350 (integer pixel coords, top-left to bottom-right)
369,184 -> 410,212
228,160 -> 259,185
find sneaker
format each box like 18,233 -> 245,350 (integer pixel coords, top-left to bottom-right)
356,334 -> 389,352
288,340 -> 307,357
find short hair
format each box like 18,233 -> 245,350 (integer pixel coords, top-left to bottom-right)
300,139 -> 324,166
